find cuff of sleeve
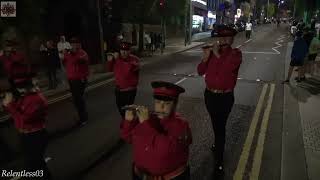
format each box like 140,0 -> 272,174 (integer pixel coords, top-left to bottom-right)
5,102 -> 16,114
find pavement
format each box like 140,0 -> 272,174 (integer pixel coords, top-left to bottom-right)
1,24 -> 317,180
281,42 -> 320,180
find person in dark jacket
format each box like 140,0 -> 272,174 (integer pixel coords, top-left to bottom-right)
2,73 -> 51,179
45,40 -> 59,89
283,31 -> 309,83
107,42 -> 140,118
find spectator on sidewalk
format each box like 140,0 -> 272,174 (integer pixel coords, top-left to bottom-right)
2,72 -> 51,180
120,81 -> 192,180
45,40 -> 59,89
245,21 -> 253,39
197,25 -> 242,177
144,32 -> 152,56
283,31 -> 309,83
299,28 -> 315,80
106,42 -> 140,118
57,35 -> 71,85
306,33 -> 320,76
63,37 -> 89,126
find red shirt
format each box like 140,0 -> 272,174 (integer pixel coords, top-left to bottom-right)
63,49 -> 89,80
197,46 -> 242,90
120,113 -> 192,175
0,52 -> 27,78
107,55 -> 139,89
5,92 -> 48,132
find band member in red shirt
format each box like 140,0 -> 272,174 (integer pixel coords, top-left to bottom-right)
120,81 -> 192,180
197,25 -> 242,176
107,42 -> 140,117
63,37 -> 90,125
2,73 -> 51,179
0,40 -> 28,92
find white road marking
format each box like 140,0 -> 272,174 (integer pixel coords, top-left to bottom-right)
244,39 -> 252,43
234,84 -> 269,180
175,77 -> 187,85
250,84 -> 276,180
45,157 -> 52,163
243,51 -> 278,55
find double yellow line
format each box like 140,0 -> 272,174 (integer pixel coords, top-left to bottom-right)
234,83 -> 276,180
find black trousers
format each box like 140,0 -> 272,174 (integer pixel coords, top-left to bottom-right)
47,68 -> 58,89
20,129 -> 51,179
246,30 -> 251,39
69,80 -> 88,123
204,90 -> 234,165
115,88 -> 137,117
132,166 -> 190,180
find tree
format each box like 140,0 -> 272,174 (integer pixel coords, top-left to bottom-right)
0,0 -> 48,62
122,0 -> 158,52
267,3 -> 276,18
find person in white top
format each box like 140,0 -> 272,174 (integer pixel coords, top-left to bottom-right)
245,21 -> 253,39
57,35 -> 71,85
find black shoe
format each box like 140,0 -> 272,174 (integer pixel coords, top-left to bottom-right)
214,164 -> 224,178
78,120 -> 88,127
282,80 -> 290,84
211,144 -> 215,152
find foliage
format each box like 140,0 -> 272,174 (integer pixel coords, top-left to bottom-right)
267,3 -> 275,17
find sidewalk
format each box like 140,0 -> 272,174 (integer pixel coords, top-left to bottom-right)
282,42 -> 320,180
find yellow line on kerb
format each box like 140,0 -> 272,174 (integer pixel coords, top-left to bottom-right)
233,83 -> 269,180
250,84 -> 276,180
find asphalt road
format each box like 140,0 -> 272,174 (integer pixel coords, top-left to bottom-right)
0,24 -> 292,180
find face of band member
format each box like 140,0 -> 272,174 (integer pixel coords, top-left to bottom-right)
215,36 -> 234,47
4,46 -> 13,56
71,42 -> 81,52
154,99 -> 175,119
120,49 -> 129,58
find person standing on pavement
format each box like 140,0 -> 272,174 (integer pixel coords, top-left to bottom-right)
197,25 -> 242,176
63,37 -> 90,125
57,35 -> 71,85
306,33 -> 320,76
245,21 -> 253,39
106,42 -> 140,118
2,72 -> 51,179
120,81 -> 192,180
45,40 -> 59,89
283,31 -> 309,83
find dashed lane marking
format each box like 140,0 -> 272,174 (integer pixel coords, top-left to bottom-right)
233,83 -> 269,180
175,78 -> 188,85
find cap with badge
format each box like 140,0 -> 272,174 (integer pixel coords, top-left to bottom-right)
70,37 -> 81,44
151,81 -> 185,101
5,39 -> 18,47
120,42 -> 132,51
211,25 -> 237,38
